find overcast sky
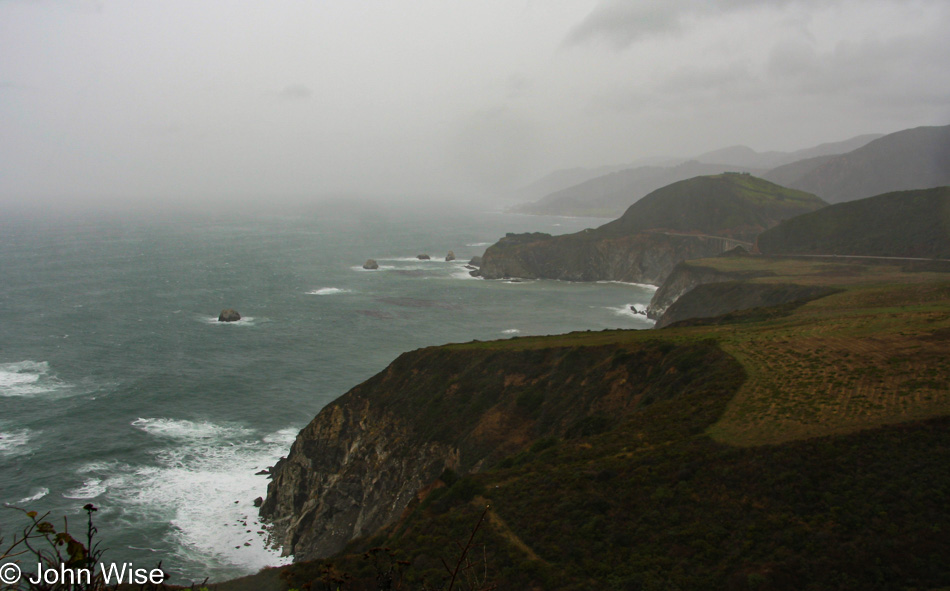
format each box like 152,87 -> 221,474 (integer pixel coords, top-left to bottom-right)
2,0 -> 948,210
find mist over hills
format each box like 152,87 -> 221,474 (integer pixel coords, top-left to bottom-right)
511,161 -> 765,218
514,132 -> 883,217
693,133 -> 883,169
764,124 -> 950,204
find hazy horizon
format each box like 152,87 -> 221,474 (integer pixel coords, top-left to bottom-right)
2,0 -> 949,213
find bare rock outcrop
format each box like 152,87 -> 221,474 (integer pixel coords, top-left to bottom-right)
218,309 -> 241,322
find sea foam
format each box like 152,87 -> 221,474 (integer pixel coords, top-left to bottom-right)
132,417 -> 254,441
0,360 -> 67,397
307,287 -> 352,295
63,478 -> 107,500
596,280 -> 659,291
18,487 -> 49,503
201,316 -> 256,326
108,418 -> 296,579
607,304 -> 656,325
0,429 -> 32,456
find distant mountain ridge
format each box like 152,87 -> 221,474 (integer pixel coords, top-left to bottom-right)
765,125 -> 950,203
512,161 -> 766,218
513,165 -> 627,203
514,133 -> 881,217
694,134 -> 883,169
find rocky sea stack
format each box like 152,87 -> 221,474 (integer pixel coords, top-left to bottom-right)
362,259 -> 379,270
445,250 -> 455,261
218,308 -> 241,322
417,254 -> 430,260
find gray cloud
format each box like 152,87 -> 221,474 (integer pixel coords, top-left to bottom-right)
278,84 -> 312,100
564,0 -> 687,49
765,32 -> 950,110
446,107 -> 541,191
564,0 -> 861,50
0,0 -> 947,211
505,73 -> 530,100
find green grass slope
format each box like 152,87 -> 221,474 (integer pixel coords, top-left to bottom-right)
756,187 -> 950,258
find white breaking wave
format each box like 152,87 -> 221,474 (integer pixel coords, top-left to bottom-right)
607,304 -> 655,325
132,417 -> 254,441
0,429 -> 33,456
307,287 -> 352,295
263,427 -> 299,445
201,316 -> 256,326
450,265 -> 481,281
377,256 -> 440,262
502,329 -> 521,334
351,264 -> 396,272
107,418 -> 297,578
466,242 -> 491,247
63,478 -> 107,500
0,360 -> 68,397
596,280 -> 659,291
18,487 -> 49,503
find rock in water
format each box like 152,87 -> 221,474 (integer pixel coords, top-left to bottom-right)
362,259 -> 379,270
445,251 -> 455,261
218,309 -> 241,322
468,255 -> 482,267
417,254 -> 430,260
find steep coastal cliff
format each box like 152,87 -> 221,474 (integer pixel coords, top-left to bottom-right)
260,338 -> 734,561
646,259 -> 768,320
655,281 -> 839,328
479,231 -> 736,285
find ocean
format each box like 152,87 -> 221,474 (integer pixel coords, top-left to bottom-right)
0,202 -> 655,583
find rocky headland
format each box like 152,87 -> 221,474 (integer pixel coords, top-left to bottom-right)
478,174 -> 826,285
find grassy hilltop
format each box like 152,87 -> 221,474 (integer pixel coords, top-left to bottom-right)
597,173 -> 826,242
270,256 -> 950,591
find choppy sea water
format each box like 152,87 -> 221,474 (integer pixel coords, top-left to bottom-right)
0,203 -> 654,582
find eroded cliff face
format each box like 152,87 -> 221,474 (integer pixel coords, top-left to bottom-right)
261,341 -> 723,561
647,261 -> 840,328
647,261 -> 772,321
478,231 -> 739,285
260,392 -> 459,561
656,281 -> 840,328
